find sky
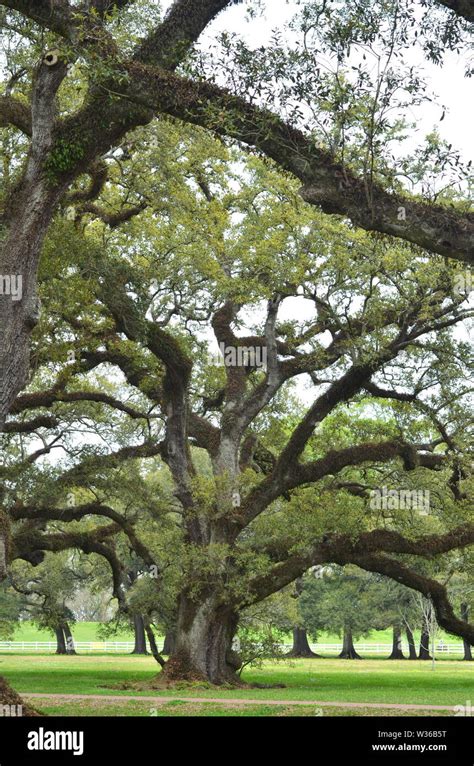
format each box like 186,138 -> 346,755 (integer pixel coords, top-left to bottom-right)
163,0 -> 473,163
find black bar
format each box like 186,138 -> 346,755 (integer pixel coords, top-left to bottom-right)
0,715 -> 471,764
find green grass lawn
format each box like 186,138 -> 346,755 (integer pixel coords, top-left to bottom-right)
1,654 -> 472,716
9,622 -> 135,643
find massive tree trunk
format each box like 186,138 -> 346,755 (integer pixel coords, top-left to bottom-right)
461,603 -> 473,661
131,615 -> 148,655
54,626 -> 67,655
162,630 -> 176,656
0,512 -> 9,581
338,627 -> 362,659
0,61 -> 68,429
388,625 -> 405,659
288,627 -> 320,658
0,189 -> 59,428
164,593 -> 241,685
63,622 -> 77,655
406,626 -> 417,659
419,618 -> 433,660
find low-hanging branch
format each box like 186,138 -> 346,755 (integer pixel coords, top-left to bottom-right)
10,501 -> 160,575
0,93 -> 31,135
348,552 -> 474,644
71,63 -> 473,264
12,388 -> 158,421
247,525 -> 474,645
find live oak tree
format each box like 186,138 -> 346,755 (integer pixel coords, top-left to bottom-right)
243,577 -> 321,659
286,578 -> 321,658
9,553 -> 80,654
361,576 -> 424,659
0,1 -> 473,694
1,119 -> 472,686
0,0 -> 472,691
98,531 -> 180,661
300,567 -> 380,659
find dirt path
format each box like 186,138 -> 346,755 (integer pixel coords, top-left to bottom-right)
23,693 -> 456,711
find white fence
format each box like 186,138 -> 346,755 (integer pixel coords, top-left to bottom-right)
0,641 -> 140,653
0,640 -> 465,654
310,642 -> 464,655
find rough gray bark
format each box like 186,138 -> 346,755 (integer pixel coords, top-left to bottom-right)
162,630 -> 176,656
0,189 -> 61,429
0,59 -> 68,428
0,536 -> 7,581
165,593 -> 241,684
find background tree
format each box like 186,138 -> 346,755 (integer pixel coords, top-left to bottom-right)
10,553 -> 81,654
300,567 -> 383,659
287,577 -> 322,659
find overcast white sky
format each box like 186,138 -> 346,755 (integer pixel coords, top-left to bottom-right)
163,0 -> 473,162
